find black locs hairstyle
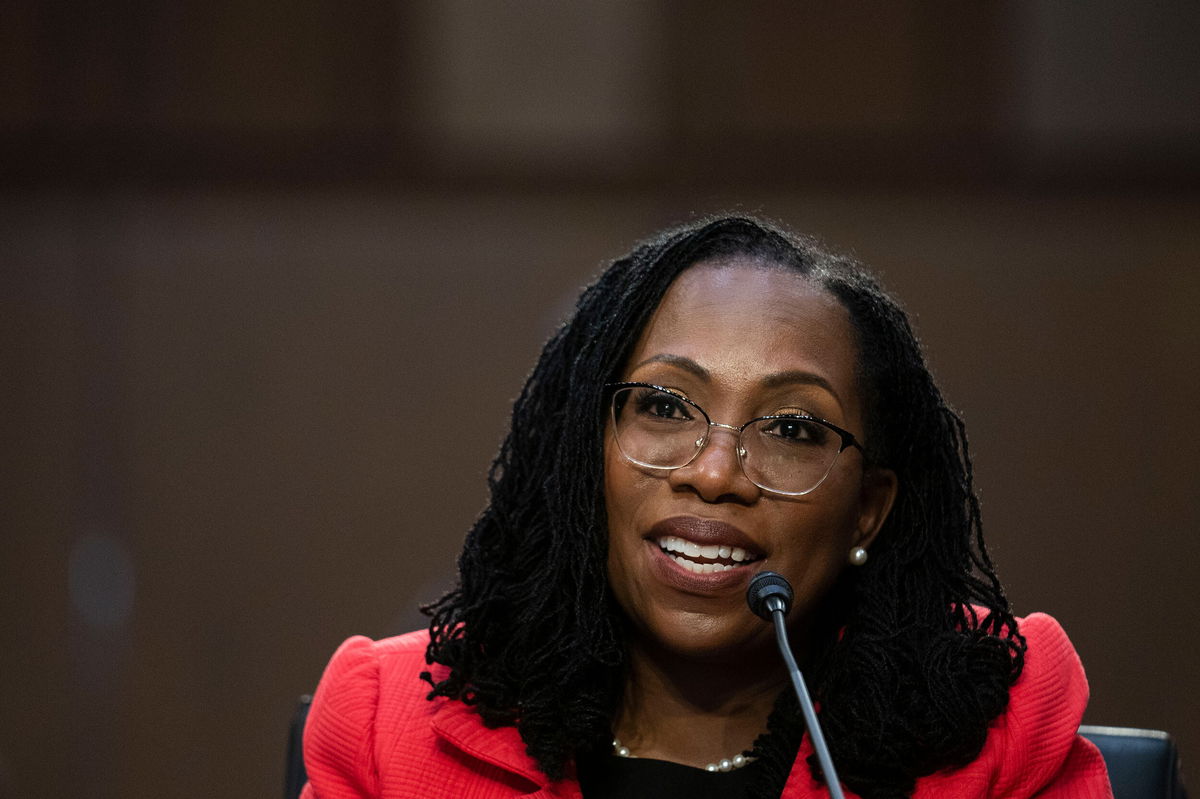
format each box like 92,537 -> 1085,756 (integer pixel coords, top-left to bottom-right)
421,216 -> 1025,799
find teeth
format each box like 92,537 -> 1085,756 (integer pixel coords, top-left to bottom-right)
657,535 -> 757,568
671,555 -> 737,574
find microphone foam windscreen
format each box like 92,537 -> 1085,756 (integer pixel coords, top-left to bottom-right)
746,571 -> 793,620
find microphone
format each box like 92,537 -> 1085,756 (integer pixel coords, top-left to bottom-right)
747,571 -> 793,619
746,572 -> 845,799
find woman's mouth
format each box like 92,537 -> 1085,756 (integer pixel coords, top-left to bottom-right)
655,535 -> 762,574
645,516 -> 766,587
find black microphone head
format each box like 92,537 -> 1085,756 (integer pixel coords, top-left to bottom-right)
746,571 -> 793,621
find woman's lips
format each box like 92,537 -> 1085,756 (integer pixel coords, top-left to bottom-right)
648,516 -> 763,553
646,516 -> 764,584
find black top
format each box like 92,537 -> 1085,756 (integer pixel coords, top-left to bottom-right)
576,753 -> 763,799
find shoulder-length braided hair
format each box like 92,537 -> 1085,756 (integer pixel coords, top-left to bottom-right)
422,215 -> 1025,799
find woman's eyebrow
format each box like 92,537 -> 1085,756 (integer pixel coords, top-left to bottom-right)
629,353 -> 710,380
760,370 -> 842,404
630,357 -> 840,404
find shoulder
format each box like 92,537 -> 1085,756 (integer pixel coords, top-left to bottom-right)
309,630 -> 433,738
301,630 -> 563,799
991,613 -> 1110,796
302,630 -> 435,799
1007,613 -> 1090,733
915,612 -> 1110,798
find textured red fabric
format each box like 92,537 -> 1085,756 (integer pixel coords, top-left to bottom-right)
301,613 -> 1111,799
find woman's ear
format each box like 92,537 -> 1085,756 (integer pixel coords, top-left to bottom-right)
853,467 -> 898,550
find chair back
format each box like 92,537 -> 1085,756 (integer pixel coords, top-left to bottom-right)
1078,725 -> 1189,799
284,695 -> 312,799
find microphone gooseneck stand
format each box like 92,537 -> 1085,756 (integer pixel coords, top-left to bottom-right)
746,571 -> 845,799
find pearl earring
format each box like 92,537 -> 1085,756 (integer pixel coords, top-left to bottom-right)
849,546 -> 868,566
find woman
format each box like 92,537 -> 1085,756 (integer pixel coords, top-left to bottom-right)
301,217 -> 1111,798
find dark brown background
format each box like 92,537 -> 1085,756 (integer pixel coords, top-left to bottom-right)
3,3 -> 1198,797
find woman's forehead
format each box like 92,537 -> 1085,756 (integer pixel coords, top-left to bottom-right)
625,261 -> 863,419
657,258 -> 835,315
635,261 -> 851,356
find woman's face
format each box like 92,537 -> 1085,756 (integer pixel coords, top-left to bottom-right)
604,260 -> 897,664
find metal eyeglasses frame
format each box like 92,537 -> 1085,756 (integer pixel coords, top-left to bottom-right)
605,381 -> 864,496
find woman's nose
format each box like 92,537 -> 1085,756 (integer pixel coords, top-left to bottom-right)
667,425 -> 759,503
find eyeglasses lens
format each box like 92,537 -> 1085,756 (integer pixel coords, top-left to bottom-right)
610,386 -> 842,496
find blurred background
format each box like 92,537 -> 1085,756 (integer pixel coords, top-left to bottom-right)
3,2 -> 1198,797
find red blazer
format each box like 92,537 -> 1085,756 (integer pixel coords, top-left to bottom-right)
301,613 -> 1111,799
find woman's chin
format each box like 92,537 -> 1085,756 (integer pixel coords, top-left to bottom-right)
631,608 -> 777,666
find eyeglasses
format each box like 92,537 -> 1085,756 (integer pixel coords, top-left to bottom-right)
606,382 -> 863,496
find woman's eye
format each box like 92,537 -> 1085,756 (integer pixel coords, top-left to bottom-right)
635,391 -> 691,420
764,417 -> 825,443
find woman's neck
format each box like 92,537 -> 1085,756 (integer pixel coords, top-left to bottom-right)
611,639 -> 789,769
